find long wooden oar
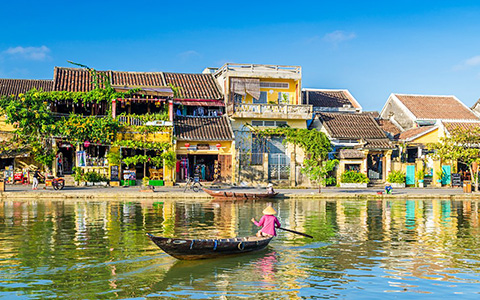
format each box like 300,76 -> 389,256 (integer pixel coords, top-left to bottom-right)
278,227 -> 313,238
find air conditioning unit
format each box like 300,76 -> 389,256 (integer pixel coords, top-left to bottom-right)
343,104 -> 352,108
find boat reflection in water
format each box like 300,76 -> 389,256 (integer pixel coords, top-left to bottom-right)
2,199 -> 480,298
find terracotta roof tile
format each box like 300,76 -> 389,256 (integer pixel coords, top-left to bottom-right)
110,71 -> 165,86
174,116 -> 233,141
395,94 -> 479,120
53,67 -> 109,92
164,72 -> 223,100
377,119 -> 402,139
303,89 -> 360,108
398,126 -> 436,141
442,121 -> 480,133
361,138 -> 395,149
0,79 -> 53,96
318,112 -> 387,139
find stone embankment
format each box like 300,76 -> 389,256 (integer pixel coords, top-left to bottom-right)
0,185 -> 477,200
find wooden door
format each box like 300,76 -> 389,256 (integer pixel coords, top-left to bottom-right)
219,155 -> 232,182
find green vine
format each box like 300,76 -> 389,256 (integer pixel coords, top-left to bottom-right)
248,125 -> 334,186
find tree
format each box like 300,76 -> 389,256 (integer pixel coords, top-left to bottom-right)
428,126 -> 480,190
249,126 -> 335,192
0,89 -> 58,170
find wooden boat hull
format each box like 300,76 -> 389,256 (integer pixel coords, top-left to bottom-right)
147,233 -> 273,260
202,187 -> 278,200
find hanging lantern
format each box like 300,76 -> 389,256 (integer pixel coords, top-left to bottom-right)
185,143 -> 190,148
84,141 -> 91,148
216,143 -> 222,149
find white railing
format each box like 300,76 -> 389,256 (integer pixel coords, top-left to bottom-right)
215,63 -> 301,76
233,103 -> 312,117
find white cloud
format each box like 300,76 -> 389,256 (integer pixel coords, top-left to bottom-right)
177,50 -> 201,62
453,55 -> 480,71
3,45 -> 51,61
323,30 -> 356,46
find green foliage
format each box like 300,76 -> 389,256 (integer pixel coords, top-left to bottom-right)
387,171 -> 406,183
416,169 -> 425,180
249,126 -> 334,185
83,171 -> 108,183
0,89 -> 57,168
114,140 -> 171,151
118,112 -> 169,123
340,170 -> 370,183
301,159 -> 339,186
106,151 -> 121,165
72,167 -> 84,182
58,114 -> 119,144
142,176 -> 150,187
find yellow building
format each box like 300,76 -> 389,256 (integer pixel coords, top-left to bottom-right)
211,63 -> 312,186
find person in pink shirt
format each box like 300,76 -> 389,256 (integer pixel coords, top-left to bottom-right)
251,205 -> 281,237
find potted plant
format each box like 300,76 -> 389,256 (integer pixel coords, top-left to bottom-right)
416,169 -> 425,188
386,171 -> 406,188
436,170 -> 443,185
339,170 -> 370,188
72,167 -> 85,186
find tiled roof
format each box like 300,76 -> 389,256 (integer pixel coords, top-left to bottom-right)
174,116 -> 233,141
398,126 -> 436,141
0,79 -> 53,96
377,119 -> 402,140
394,94 -> 479,120
442,121 -> 480,133
361,138 -> 395,150
303,89 -> 361,108
53,67 -> 224,102
163,72 -> 223,100
317,112 -> 388,139
53,67 -> 109,92
111,71 -> 165,86
339,149 -> 365,159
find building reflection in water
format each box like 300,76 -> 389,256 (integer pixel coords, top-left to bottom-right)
1,198 -> 480,298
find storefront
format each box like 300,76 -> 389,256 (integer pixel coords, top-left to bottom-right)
176,154 -> 221,182
174,115 -> 234,184
55,141 -> 75,175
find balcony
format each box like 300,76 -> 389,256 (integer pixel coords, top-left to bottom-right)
214,63 -> 301,80
117,115 -> 172,126
231,103 -> 313,120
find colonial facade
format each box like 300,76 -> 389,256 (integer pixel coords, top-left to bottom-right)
310,112 -> 394,183
211,63 -> 313,186
379,93 -> 480,186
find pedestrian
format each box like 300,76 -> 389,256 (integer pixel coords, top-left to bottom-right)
251,205 -> 281,237
32,169 -> 40,190
385,182 -> 393,194
266,183 -> 275,194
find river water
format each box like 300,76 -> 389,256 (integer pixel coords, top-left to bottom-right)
0,198 -> 479,299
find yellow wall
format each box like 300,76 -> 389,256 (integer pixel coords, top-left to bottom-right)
409,128 -> 440,144
0,116 -> 15,132
231,119 -> 307,131
239,78 -> 299,105
116,129 -> 172,143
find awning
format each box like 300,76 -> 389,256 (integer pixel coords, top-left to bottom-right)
113,85 -> 174,97
174,99 -> 225,107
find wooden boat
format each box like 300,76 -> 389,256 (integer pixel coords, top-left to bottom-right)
147,233 -> 273,260
202,187 -> 278,200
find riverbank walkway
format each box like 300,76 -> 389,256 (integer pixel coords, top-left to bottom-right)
0,184 -> 475,200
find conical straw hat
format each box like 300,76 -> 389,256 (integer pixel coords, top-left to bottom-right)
263,205 -> 277,215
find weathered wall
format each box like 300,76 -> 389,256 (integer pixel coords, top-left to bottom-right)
380,98 -> 415,130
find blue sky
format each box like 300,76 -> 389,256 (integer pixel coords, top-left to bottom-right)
2,0 -> 480,111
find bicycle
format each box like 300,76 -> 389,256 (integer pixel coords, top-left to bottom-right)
184,177 -> 202,193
